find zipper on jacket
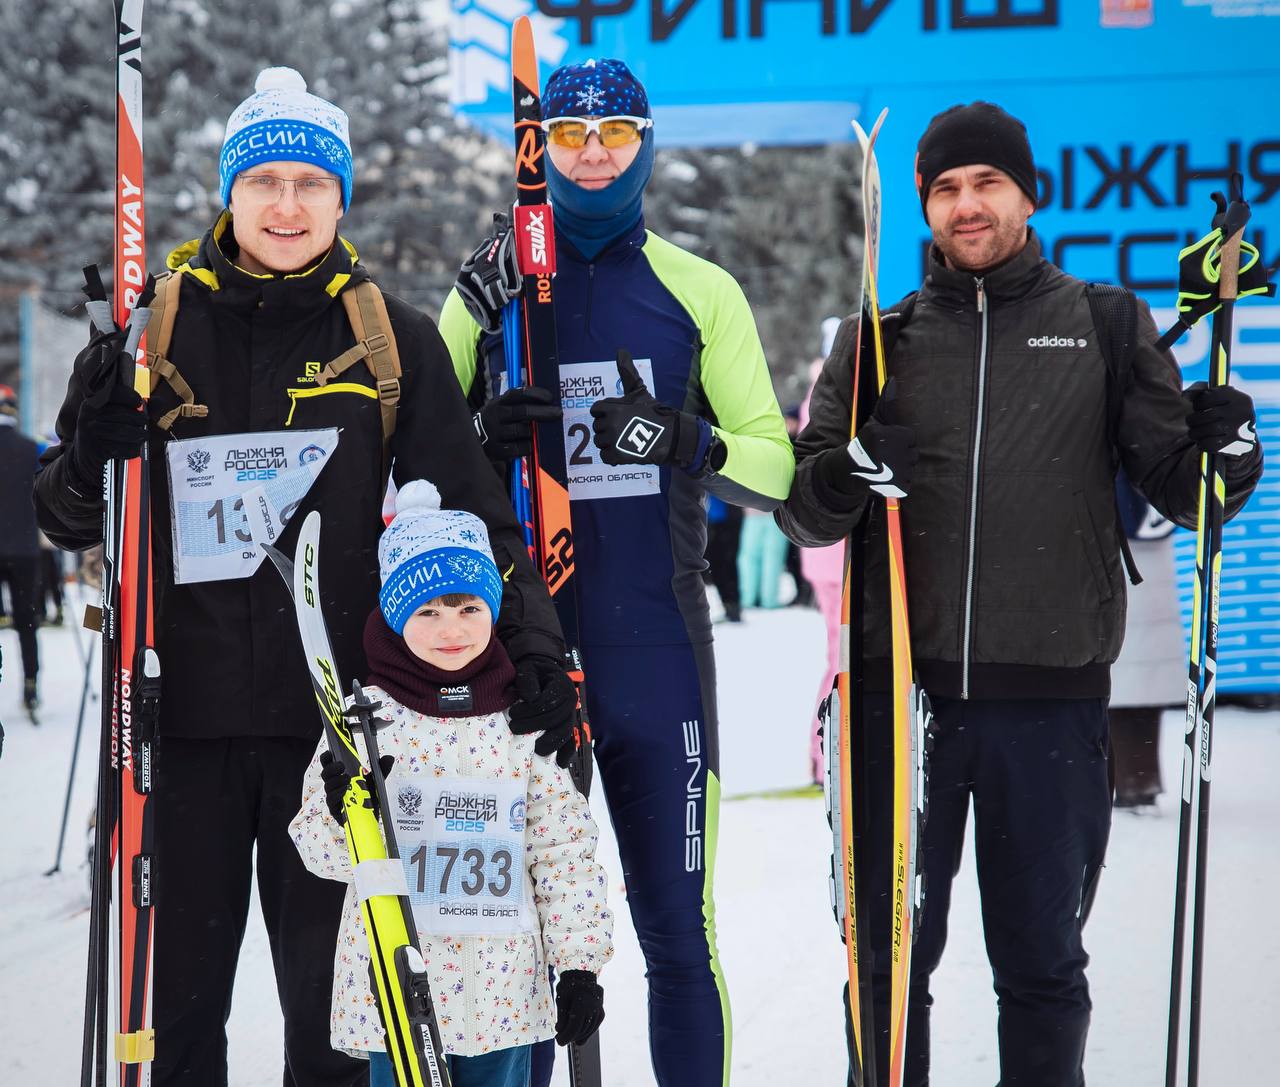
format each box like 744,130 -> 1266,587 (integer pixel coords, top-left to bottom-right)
961,277 -> 989,699
586,262 -> 595,330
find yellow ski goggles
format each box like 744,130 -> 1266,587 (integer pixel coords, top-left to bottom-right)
541,116 -> 652,149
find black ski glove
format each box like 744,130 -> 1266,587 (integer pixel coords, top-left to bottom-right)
319,748 -> 394,826
814,377 -> 918,508
70,329 -> 148,490
1184,382 -> 1258,458
507,655 -> 579,766
590,350 -> 703,469
554,969 -> 605,1046
455,213 -> 522,334
473,386 -> 563,462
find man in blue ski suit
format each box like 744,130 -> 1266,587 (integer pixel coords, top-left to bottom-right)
439,60 -> 795,1087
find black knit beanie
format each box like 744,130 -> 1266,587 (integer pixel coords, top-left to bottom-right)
914,102 -> 1037,222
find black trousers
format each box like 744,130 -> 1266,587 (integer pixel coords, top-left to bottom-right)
153,736 -> 365,1087
847,693 -> 1112,1087
0,555 -> 40,680
41,548 -> 65,613
704,517 -> 743,610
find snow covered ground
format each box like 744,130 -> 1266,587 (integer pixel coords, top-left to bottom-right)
2,598 -> 1277,1084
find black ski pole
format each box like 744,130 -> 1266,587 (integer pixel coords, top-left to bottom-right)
1165,175 -> 1253,1087
1185,180 -> 1249,1087
46,633 -> 98,876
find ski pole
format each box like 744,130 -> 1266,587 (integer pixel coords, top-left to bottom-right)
46,633 -> 98,876
1165,175 -> 1252,1087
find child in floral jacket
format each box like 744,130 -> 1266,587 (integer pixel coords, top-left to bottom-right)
291,479 -> 613,1087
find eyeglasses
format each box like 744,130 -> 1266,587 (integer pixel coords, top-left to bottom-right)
235,174 -> 340,205
541,116 -> 652,150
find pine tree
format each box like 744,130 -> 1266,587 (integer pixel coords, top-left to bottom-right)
645,142 -> 863,406
0,0 -> 504,388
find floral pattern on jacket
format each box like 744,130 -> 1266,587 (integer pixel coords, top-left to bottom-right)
289,688 -> 613,1057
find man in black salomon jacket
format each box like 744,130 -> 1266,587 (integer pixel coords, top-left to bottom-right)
778,103 -> 1262,1086
35,68 -> 574,1087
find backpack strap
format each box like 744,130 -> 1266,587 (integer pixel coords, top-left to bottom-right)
879,290 -> 917,361
146,271 -> 211,432
1085,282 -> 1144,586
322,281 -> 402,485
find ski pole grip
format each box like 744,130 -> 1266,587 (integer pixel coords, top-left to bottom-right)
1218,228 -> 1244,303
85,300 -> 115,337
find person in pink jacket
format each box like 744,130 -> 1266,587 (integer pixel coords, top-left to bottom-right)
801,321 -> 846,784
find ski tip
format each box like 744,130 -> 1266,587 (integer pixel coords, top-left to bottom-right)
261,542 -> 292,579
851,107 -> 889,150
511,15 -> 538,90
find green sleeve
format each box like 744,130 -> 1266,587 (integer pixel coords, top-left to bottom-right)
643,232 -> 795,510
438,287 -> 482,395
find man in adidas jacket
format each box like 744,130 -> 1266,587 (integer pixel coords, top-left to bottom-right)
777,102 -> 1263,1086
34,70 -> 572,1087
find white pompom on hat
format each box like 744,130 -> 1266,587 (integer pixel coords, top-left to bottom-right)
219,65 -> 354,209
377,479 -> 504,634
254,66 -> 308,94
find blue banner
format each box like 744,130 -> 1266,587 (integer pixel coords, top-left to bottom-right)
450,0 -> 1280,689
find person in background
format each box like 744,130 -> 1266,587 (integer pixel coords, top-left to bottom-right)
800,319 -> 847,785
1109,471 -> 1183,808
0,384 -> 43,716
38,536 -> 66,626
704,494 -> 744,623
738,507 -> 792,610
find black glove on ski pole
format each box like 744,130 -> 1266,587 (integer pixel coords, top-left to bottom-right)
554,969 -> 605,1046
474,386 -> 563,462
319,748 -> 393,826
69,330 -> 149,492
508,655 -> 579,766
814,377 -> 918,509
1184,382 -> 1259,458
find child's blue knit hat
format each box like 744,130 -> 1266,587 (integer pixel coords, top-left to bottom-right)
377,480 -> 503,635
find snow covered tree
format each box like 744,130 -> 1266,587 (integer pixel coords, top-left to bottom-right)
0,0 -> 503,388
645,141 -> 863,406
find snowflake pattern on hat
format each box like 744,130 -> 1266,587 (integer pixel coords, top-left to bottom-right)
377,480 -> 504,634
219,67 -> 354,209
543,58 -> 650,120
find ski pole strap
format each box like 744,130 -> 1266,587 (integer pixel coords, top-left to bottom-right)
353,857 -> 412,904
1157,227 -> 1274,350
